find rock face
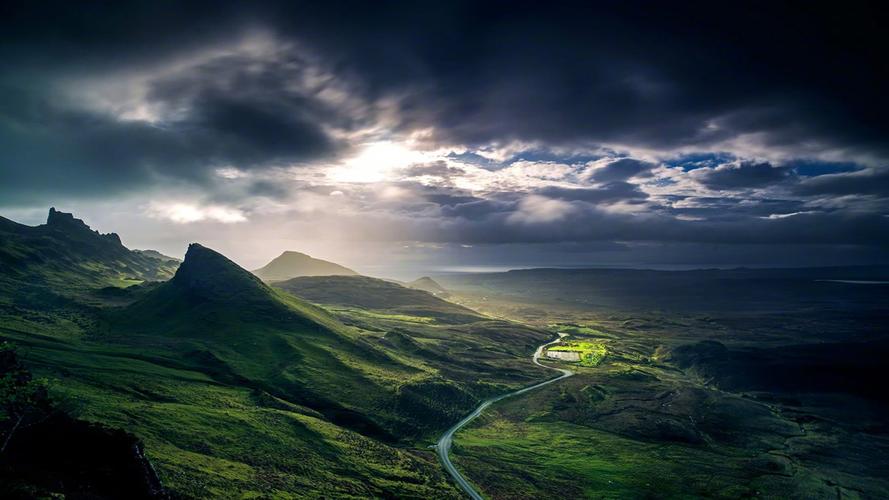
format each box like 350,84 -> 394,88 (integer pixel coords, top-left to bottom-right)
0,208 -> 179,288
47,207 -> 122,245
253,251 -> 358,281
172,243 -> 270,300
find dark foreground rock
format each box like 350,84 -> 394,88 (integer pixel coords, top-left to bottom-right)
0,413 -> 168,499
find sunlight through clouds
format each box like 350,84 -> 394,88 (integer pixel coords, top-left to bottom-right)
149,202 -> 247,224
327,141 -> 432,183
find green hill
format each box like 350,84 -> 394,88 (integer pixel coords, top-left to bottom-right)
0,208 -> 178,296
274,275 -> 477,324
105,244 -> 549,442
0,217 -> 551,497
407,276 -> 449,296
113,243 -> 331,335
106,244 -> 417,437
252,250 -> 358,281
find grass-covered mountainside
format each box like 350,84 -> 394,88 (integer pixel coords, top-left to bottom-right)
406,276 -> 448,296
0,208 -> 178,295
252,250 -> 358,281
10,208 -> 883,497
0,210 -> 552,497
273,275 -> 477,324
108,244 -> 494,441
0,343 -> 166,499
439,268 -> 889,498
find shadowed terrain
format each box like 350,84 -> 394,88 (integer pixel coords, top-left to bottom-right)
436,268 -> 889,498
0,210 -> 551,497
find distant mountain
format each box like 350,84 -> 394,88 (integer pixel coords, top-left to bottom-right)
273,275 -> 480,324
134,249 -> 180,263
0,208 -> 179,294
252,250 -> 358,281
406,276 -> 448,296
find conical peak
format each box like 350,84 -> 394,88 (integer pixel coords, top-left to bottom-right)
173,243 -> 268,298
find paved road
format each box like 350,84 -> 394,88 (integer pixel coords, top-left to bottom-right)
435,336 -> 574,499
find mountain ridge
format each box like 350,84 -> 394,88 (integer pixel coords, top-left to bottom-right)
0,208 -> 179,293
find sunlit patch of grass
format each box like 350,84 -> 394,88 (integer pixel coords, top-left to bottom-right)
332,307 -> 437,324
548,341 -> 607,366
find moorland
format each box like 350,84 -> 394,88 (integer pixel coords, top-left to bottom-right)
434,268 -> 889,498
1,209 -> 887,498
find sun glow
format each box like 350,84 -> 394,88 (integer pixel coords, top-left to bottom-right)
149,202 -> 247,223
327,141 -> 430,183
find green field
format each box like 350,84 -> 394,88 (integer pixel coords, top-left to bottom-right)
546,341 -> 607,366
0,217 -> 554,497
440,279 -> 889,500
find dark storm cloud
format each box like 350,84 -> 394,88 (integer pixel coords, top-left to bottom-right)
423,193 -> 481,207
537,183 -> 648,204
420,204 -> 889,247
267,1 -> 889,161
0,3 -> 353,204
585,159 -> 656,183
0,94 -> 193,202
793,169 -> 889,197
246,180 -> 292,200
440,199 -> 514,219
691,161 -> 795,190
1,0 -> 887,261
4,1 -> 888,158
0,85 -> 341,204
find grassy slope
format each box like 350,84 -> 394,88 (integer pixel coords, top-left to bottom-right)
0,237 -> 464,497
443,286 -> 889,499
0,234 -> 552,497
0,211 -> 178,298
273,275 -> 480,324
452,356 -> 889,499
103,245 -> 550,441
1,317 -> 459,498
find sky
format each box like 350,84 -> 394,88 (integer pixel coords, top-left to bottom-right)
1,1 -> 888,279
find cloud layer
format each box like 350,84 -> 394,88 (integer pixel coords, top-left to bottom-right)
1,1 -> 887,271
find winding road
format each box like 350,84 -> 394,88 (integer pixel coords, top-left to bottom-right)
435,335 -> 574,499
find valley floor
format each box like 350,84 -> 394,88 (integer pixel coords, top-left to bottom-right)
440,296 -> 889,499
